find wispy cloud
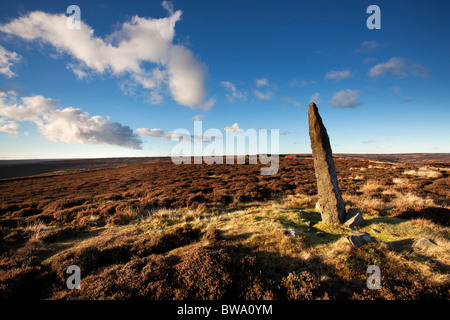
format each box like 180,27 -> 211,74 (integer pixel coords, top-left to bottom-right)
254,78 -> 275,100
223,123 -> 243,133
330,89 -> 362,109
192,114 -> 204,121
197,97 -> 216,111
221,81 -> 246,103
137,126 -> 217,143
0,91 -> 143,149
0,45 -> 21,78
401,97 -> 412,103
256,78 -> 269,88
289,78 -> 307,88
368,57 -> 429,78
363,57 -> 378,64
281,96 -> 303,108
391,86 -> 402,94
254,90 -> 273,100
355,40 -> 381,53
0,3 -> 211,108
325,69 -> 352,81
0,117 -> 19,133
310,92 -> 321,102
362,140 -> 376,144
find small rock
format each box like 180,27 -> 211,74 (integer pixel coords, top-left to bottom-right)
362,233 -> 376,242
285,228 -> 299,237
371,228 -> 381,234
414,238 -> 437,250
344,208 -> 364,229
306,221 -> 315,227
346,233 -> 376,248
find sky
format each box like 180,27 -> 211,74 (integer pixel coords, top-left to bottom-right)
0,0 -> 449,159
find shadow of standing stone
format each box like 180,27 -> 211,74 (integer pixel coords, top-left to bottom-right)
308,102 -> 346,224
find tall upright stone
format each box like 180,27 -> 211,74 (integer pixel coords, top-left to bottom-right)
308,102 -> 346,224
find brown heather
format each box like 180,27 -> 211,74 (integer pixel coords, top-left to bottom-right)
0,156 -> 449,300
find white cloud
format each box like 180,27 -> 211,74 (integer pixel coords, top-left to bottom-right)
161,0 -> 175,14
0,91 -> 142,148
330,89 -> 362,109
254,78 -> 275,100
256,78 -> 269,87
0,45 -> 21,78
223,123 -> 242,133
310,92 -> 321,102
355,40 -> 380,53
254,90 -> 273,100
136,128 -> 167,138
146,91 -> 164,105
368,57 -> 407,78
137,126 -> 208,143
221,81 -> 246,103
325,69 -> 352,81
192,114 -> 204,121
197,97 -> 215,111
0,118 -> 20,133
281,96 -> 303,108
0,3 -> 209,108
368,57 -> 429,78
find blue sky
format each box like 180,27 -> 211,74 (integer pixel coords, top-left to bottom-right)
0,0 -> 449,159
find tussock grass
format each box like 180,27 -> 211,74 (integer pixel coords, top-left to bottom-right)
403,167 -> 443,179
24,220 -> 47,242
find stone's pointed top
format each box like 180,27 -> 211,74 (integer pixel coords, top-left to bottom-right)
308,102 -> 319,118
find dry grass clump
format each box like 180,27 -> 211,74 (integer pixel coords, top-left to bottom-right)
390,192 -> 436,213
343,194 -> 389,215
286,194 -> 318,208
23,220 -> 47,242
392,177 -> 414,187
403,167 -> 443,179
280,271 -> 327,300
107,203 -> 143,226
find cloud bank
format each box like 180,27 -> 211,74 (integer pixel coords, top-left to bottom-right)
0,3 -> 209,108
0,91 -> 142,149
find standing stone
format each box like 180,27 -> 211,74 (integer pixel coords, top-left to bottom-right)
308,102 -> 346,224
